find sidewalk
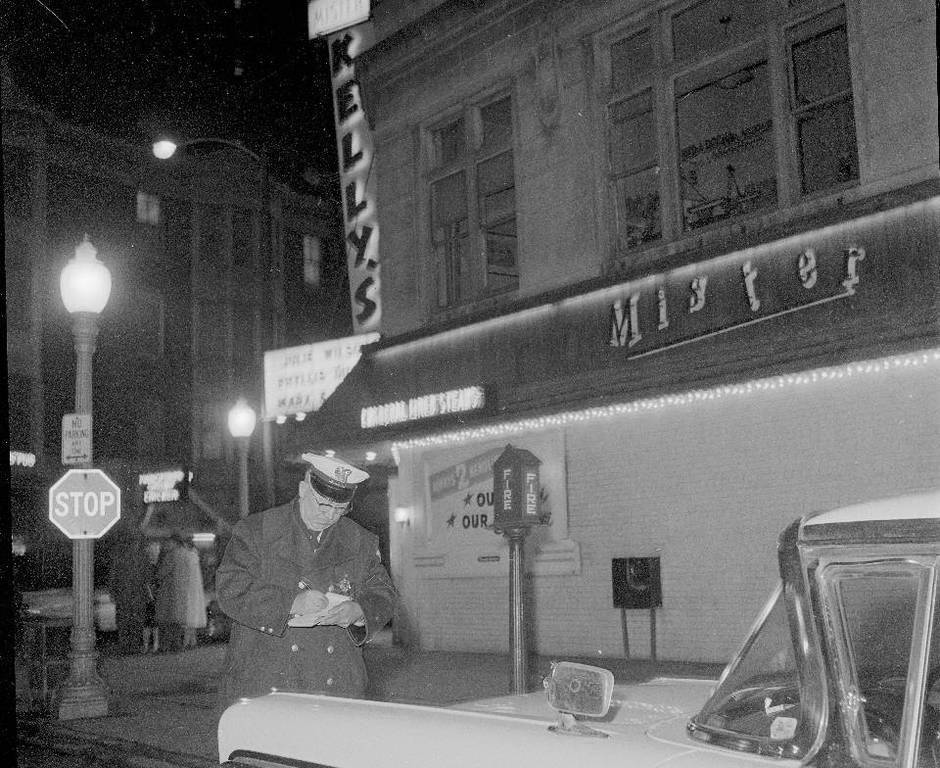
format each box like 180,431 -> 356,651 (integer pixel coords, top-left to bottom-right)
16,634 -> 724,767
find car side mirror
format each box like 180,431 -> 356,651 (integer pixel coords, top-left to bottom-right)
544,662 -> 614,737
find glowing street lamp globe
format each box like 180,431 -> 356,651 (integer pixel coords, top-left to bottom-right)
228,398 -> 257,439
59,236 -> 112,315
152,139 -> 178,160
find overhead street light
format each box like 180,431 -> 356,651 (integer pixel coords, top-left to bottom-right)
56,235 -> 112,720
151,136 -> 262,164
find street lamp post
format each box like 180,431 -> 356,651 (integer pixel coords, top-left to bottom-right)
228,398 -> 257,519
57,235 -> 112,719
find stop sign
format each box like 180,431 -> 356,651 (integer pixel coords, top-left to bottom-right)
48,469 -> 122,539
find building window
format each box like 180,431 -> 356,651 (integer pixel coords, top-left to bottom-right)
303,234 -> 321,287
608,30 -> 661,249
429,94 -> 518,308
788,7 -> 858,194
676,58 -> 777,230
603,2 -> 857,255
136,191 -> 161,225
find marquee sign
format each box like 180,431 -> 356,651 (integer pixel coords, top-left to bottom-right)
138,468 -> 190,504
264,333 -> 380,419
329,26 -> 381,334
609,242 -> 866,358
308,0 -> 370,38
361,386 -> 486,429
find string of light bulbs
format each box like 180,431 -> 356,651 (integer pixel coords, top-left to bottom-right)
391,348 -> 940,455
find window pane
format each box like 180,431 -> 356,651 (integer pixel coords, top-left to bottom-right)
303,234 -> 321,287
432,172 -> 469,306
836,571 -> 919,762
673,0 -> 767,62
615,167 -> 662,248
609,90 -> 656,173
480,97 -> 512,153
434,119 -> 465,166
431,171 -> 467,228
136,191 -> 161,225
677,61 -> 777,230
798,98 -> 858,193
485,217 -> 518,294
922,588 -> 940,768
792,25 -> 851,106
611,30 -> 653,96
478,151 -> 515,224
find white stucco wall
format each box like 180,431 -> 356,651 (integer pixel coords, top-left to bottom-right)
389,350 -> 940,663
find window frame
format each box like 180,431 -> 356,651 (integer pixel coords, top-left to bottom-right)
424,88 -> 519,310
817,554 -> 939,768
597,0 -> 859,264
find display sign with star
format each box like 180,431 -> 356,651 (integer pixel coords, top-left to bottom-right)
420,432 -> 569,577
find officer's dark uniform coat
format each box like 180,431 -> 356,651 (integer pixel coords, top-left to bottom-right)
217,499 -> 397,707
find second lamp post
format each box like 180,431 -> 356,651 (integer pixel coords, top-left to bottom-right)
228,398 -> 257,519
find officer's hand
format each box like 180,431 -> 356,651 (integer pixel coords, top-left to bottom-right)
290,589 -> 328,616
318,600 -> 365,628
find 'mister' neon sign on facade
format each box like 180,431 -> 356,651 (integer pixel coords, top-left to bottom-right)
361,386 -> 486,429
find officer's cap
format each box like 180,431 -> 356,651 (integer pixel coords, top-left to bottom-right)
301,453 -> 369,502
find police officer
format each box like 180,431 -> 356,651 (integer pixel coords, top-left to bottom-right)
217,453 -> 397,709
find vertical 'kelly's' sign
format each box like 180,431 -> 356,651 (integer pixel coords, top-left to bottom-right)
329,25 -> 381,334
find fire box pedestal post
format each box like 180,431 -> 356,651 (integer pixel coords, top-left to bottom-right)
507,526 -> 529,695
492,445 -> 548,696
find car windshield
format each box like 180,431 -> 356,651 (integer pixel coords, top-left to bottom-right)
688,584 -> 820,758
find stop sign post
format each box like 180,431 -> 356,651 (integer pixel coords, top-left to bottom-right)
49,468 -> 121,539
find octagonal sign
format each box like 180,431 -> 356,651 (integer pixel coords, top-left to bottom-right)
49,468 -> 121,539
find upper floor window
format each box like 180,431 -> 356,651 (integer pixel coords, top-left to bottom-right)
608,30 -> 661,249
303,234 -> 321,288
603,1 -> 858,257
136,191 -> 161,225
788,7 -> 858,194
428,93 -> 518,308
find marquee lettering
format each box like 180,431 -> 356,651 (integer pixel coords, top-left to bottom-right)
742,260 -> 760,312
609,244 -> 867,355
330,27 -> 381,332
842,247 -> 865,295
689,276 -> 708,313
798,248 -> 818,288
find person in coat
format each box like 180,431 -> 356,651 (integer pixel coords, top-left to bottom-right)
216,453 -> 397,710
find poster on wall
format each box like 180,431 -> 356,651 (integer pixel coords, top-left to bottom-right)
420,432 -> 569,578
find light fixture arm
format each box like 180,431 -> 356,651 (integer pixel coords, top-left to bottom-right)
153,136 -> 263,164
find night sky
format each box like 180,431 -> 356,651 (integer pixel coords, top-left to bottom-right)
1,0 -> 338,192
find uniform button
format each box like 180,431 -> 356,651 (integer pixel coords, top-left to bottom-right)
259,626 -> 266,632
326,645 -> 334,654
326,677 -> 334,686
291,644 -> 299,652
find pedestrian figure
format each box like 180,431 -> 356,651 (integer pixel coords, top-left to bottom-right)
107,523 -> 149,655
154,535 -> 181,651
179,536 -> 207,648
143,540 -> 161,652
216,453 -> 397,710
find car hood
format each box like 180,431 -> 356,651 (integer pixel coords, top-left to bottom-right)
218,677 -> 793,768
